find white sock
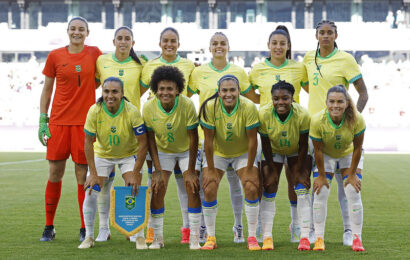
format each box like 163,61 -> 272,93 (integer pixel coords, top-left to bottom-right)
198,171 -> 206,228
97,177 -> 114,231
335,173 -> 351,231
344,184 -> 363,240
295,184 -> 311,238
313,186 -> 330,239
290,201 -> 299,228
260,192 -> 276,239
226,168 -> 243,227
83,189 -> 99,238
245,199 -> 259,237
175,174 -> 189,228
188,211 -> 201,238
202,200 -> 218,237
151,209 -> 164,238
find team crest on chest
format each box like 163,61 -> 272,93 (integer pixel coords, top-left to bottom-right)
335,135 -> 341,141
275,75 -> 281,81
316,64 -> 322,71
75,65 -> 81,72
119,69 -> 124,76
166,123 -> 172,130
281,131 -> 287,137
226,123 -> 232,130
111,126 -> 117,133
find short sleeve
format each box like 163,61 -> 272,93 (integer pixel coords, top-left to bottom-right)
343,53 -> 362,84
42,51 -> 56,78
299,108 -> 310,134
95,56 -> 102,82
258,109 -> 268,137
142,102 -> 153,131
354,113 -> 366,137
238,68 -> 252,94
245,102 -> 260,130
186,100 -> 199,130
140,65 -> 151,89
84,105 -> 97,136
200,101 -> 215,130
248,67 -> 256,88
300,65 -> 309,87
309,117 -> 322,141
188,67 -> 199,94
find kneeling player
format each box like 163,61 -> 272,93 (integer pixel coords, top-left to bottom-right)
199,75 -> 261,251
310,85 -> 365,252
258,81 -> 311,251
143,66 -> 201,250
78,77 -> 148,249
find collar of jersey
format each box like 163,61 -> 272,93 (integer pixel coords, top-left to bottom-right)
209,61 -> 230,72
317,47 -> 338,60
102,99 -> 125,118
157,95 -> 179,115
112,53 -> 132,64
273,104 -> 293,124
326,109 -> 345,129
265,58 -> 288,69
219,96 -> 239,117
160,55 -> 181,64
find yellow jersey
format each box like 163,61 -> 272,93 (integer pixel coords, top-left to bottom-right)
96,53 -> 147,110
303,48 -> 362,115
84,100 -> 145,158
140,55 -> 194,97
200,96 -> 259,158
249,58 -> 308,107
143,95 -> 198,154
188,62 -> 252,105
310,109 -> 366,158
259,103 -> 310,155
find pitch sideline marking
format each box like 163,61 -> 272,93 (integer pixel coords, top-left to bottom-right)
0,159 -> 45,166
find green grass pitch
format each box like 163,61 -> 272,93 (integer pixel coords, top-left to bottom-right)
0,153 -> 409,259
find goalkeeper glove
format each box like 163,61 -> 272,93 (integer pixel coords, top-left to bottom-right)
38,113 -> 51,146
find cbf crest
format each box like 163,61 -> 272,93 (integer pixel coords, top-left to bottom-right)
281,131 -> 287,137
119,69 -> 124,76
166,123 -> 172,130
125,196 -> 135,210
226,123 -> 233,130
75,65 -> 81,72
111,126 -> 117,133
275,75 -> 281,81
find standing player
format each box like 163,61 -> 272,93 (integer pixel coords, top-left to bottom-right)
94,26 -> 147,242
310,85 -> 365,252
258,81 -> 311,251
143,66 -> 201,250
249,25 -> 309,243
140,27 -> 195,244
38,17 -> 101,242
188,32 -> 258,243
79,77 -> 148,249
199,75 -> 260,251
303,20 -> 368,245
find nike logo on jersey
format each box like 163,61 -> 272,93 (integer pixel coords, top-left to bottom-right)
153,118 -> 159,122
104,66 -> 110,69
62,63 -> 68,67
203,76 -> 210,80
98,120 -> 104,124
268,127 -> 273,130
215,117 -> 222,121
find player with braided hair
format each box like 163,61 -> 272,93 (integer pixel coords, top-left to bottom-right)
303,20 -> 368,246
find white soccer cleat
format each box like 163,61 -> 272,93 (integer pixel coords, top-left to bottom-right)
136,237 -> 148,250
289,224 -> 301,243
233,225 -> 245,243
189,235 -> 201,250
95,228 -> 111,242
148,236 -> 164,249
129,234 -> 137,242
343,229 -> 353,246
199,226 -> 207,244
78,237 -> 95,249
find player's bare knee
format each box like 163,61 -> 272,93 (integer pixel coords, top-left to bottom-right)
243,179 -> 259,197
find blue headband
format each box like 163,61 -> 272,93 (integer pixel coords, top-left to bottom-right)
217,74 -> 239,88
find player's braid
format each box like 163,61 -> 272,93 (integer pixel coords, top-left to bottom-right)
199,92 -> 219,123
315,20 -> 338,78
114,26 -> 141,65
271,80 -> 295,97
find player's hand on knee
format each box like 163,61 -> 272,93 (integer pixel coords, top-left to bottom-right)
151,169 -> 164,194
184,171 -> 199,194
38,113 -> 51,146
313,175 -> 329,194
344,174 -> 361,192
202,169 -> 217,191
84,174 -> 101,195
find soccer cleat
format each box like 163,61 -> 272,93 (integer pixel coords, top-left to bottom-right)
343,229 -> 353,246
247,236 -> 261,251
145,227 -> 154,244
136,237 -> 148,250
262,237 -> 274,250
298,237 -> 311,251
95,228 -> 111,242
79,228 -> 86,242
308,229 -> 316,244
201,236 -> 217,250
189,234 -> 201,250
148,236 -> 164,249
233,225 -> 245,243
199,226 -> 207,243
128,234 -> 137,243
180,227 -> 190,244
40,225 -> 56,242
256,221 -> 263,243
352,235 -> 365,252
313,237 -> 325,251
78,237 -> 95,249
289,224 -> 301,243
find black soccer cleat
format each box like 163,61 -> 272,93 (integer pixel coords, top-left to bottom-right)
40,225 -> 56,242
79,228 -> 86,242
